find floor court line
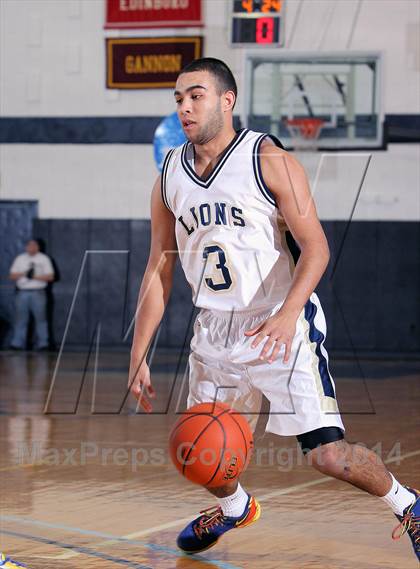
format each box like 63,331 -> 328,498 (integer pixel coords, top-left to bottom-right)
1,517 -> 242,569
3,448 -> 419,565
0,529 -> 152,569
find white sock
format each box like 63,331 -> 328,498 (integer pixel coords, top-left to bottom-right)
380,474 -> 415,516
217,483 -> 249,518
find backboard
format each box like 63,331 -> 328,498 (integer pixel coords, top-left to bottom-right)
244,52 -> 384,150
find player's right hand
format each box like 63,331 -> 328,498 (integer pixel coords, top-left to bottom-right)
128,360 -> 155,413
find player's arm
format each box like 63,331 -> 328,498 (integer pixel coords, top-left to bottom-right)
128,175 -> 177,411
245,142 -> 330,364
263,143 -> 330,315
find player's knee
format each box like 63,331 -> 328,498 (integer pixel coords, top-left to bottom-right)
307,441 -> 348,477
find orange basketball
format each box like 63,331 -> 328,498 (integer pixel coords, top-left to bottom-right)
169,402 -> 253,488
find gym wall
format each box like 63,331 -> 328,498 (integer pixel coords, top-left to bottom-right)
1,0 -> 419,354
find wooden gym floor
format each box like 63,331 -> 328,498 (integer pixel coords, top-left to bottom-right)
0,350 -> 419,568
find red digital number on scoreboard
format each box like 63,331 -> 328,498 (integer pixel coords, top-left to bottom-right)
256,17 -> 274,43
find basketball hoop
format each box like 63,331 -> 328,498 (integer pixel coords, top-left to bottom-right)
284,117 -> 325,149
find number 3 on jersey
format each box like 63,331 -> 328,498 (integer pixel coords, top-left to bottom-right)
203,244 -> 233,291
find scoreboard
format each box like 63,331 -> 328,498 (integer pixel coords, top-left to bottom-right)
231,0 -> 285,46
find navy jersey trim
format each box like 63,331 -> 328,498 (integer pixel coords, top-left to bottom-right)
161,148 -> 175,210
297,427 -> 344,454
304,298 -> 336,399
252,134 -> 282,207
285,230 -> 301,265
181,128 -> 249,188
267,133 -> 285,150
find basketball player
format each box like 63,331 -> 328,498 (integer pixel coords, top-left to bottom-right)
129,58 -> 419,560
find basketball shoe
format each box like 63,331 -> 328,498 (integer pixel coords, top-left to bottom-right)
177,494 -> 260,554
0,554 -> 27,568
392,487 -> 419,561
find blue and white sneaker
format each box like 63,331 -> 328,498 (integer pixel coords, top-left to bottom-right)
177,495 -> 261,554
392,487 -> 419,562
0,553 -> 27,568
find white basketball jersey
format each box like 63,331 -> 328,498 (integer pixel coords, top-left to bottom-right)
162,128 -> 295,311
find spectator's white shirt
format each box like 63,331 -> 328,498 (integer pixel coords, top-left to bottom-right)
10,252 -> 54,290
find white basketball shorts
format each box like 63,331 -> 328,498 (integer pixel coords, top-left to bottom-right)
188,293 -> 345,437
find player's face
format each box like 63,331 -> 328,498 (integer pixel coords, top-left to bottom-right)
174,71 -> 224,145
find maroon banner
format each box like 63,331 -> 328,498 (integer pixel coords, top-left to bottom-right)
105,0 -> 202,29
106,37 -> 203,89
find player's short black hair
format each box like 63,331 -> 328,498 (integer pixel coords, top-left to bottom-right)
179,58 -> 237,106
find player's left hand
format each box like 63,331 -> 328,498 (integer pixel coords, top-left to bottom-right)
244,308 -> 298,364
